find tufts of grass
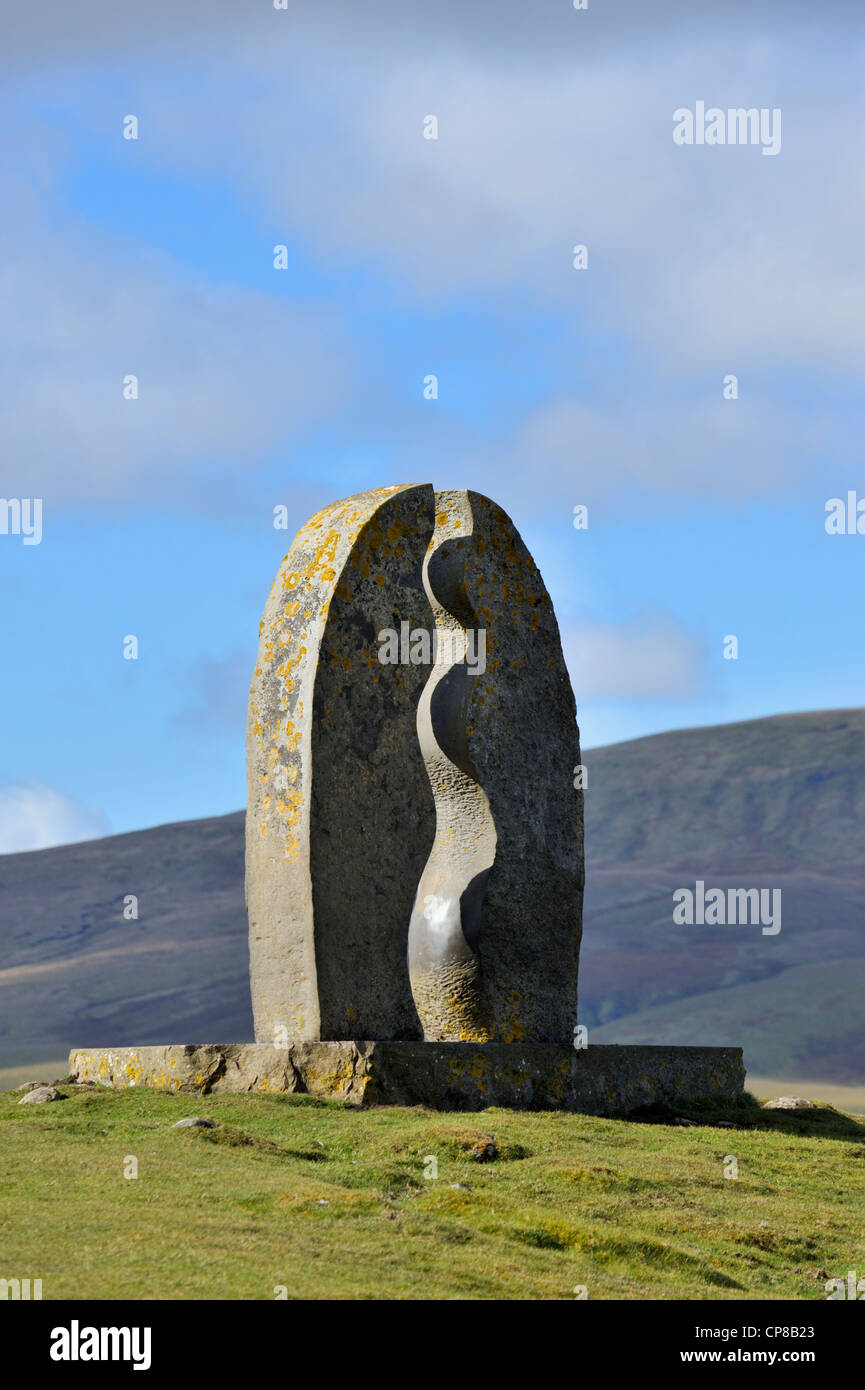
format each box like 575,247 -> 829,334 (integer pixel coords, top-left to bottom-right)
0,1084 -> 862,1300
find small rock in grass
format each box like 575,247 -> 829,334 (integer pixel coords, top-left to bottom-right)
449,1183 -> 471,1192
171,1117 -> 217,1129
673,1117 -> 698,1127
18,1085 -> 65,1105
763,1097 -> 814,1111
715,1120 -> 735,1128
470,1134 -> 499,1161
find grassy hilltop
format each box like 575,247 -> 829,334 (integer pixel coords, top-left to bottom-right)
1,1084 -> 863,1301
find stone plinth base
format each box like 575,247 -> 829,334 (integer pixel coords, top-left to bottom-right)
68,1043 -> 745,1114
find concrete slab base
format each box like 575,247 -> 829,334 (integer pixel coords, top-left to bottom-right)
68,1042 -> 745,1114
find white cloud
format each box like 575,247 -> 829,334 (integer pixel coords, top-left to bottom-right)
562,615 -> 709,701
0,3 -> 862,512
0,232 -> 351,505
0,781 -> 110,853
127,28 -> 865,375
499,391 -> 826,513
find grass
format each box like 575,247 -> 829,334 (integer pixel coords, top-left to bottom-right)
745,1075 -> 865,1116
1,1083 -> 863,1301
0,1060 -> 70,1091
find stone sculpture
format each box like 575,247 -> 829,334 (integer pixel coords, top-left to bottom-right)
246,483 -> 583,1047
70,483 -> 745,1114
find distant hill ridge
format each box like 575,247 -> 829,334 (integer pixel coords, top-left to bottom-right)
1,708 -> 862,1082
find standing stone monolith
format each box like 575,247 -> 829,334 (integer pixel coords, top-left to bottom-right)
71,484 -> 744,1115
246,483 -> 435,1043
247,482 -> 584,1049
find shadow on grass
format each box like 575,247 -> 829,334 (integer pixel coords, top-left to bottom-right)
623,1092 -> 865,1143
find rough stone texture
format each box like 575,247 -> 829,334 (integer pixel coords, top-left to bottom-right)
409,489 -> 583,1043
246,484 -> 436,1044
68,1044 -> 744,1114
171,1117 -> 216,1129
247,483 -> 583,1049
69,1044 -> 376,1105
17,1085 -> 64,1105
763,1096 -> 814,1110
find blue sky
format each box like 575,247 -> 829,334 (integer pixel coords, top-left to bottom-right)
1,1 -> 863,850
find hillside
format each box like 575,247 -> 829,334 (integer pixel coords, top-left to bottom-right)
2,1084 -> 862,1301
0,708 -> 862,1083
581,708 -> 865,1083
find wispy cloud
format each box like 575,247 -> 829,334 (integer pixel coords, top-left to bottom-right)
562,614 -> 710,702
172,649 -> 253,735
0,781 -> 110,853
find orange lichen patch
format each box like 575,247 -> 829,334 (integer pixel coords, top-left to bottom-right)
471,1053 -> 491,1092
275,788 -> 303,823
501,991 -> 525,1044
458,1027 -> 491,1045
282,720 -> 302,753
